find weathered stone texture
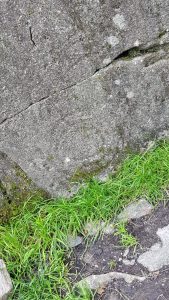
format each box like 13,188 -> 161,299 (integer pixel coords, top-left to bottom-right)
0,260 -> 12,300
0,152 -> 44,221
0,1 -> 169,196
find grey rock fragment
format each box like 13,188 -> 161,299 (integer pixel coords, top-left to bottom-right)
138,224 -> 169,272
84,221 -> 114,236
77,272 -> 146,290
0,260 -> 12,300
118,199 -> 153,222
67,235 -> 83,248
123,248 -> 129,257
123,259 -> 135,266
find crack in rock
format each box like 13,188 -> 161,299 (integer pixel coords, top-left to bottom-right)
29,26 -> 36,46
1,42 -> 169,126
0,95 -> 49,126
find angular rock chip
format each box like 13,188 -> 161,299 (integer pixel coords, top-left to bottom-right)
118,199 -> 153,222
0,260 -> 13,300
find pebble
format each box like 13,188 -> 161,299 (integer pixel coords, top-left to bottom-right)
67,235 -> 83,248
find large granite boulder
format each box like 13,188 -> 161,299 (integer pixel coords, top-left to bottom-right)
0,0 -> 169,197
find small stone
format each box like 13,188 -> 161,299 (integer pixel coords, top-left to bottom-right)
0,259 -> 13,300
67,235 -> 83,248
117,199 -> 153,222
123,259 -> 135,266
84,222 -> 100,236
123,248 -> 129,257
138,224 -> 169,272
77,271 -> 146,290
96,172 -> 109,183
84,221 -> 114,236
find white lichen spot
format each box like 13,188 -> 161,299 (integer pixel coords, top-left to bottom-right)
115,79 -> 121,85
134,40 -> 140,47
127,91 -> 134,99
106,35 -> 119,47
113,14 -> 126,30
65,157 -> 71,164
133,56 -> 143,64
103,57 -> 111,66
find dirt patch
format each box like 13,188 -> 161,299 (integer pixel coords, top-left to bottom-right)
69,201 -> 169,299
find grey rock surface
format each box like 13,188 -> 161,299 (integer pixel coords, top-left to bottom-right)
77,271 -> 146,290
1,1 -> 169,196
117,199 -> 153,222
107,294 -> 120,300
123,259 -> 135,266
138,224 -> 169,272
0,151 -> 44,214
0,259 -> 13,300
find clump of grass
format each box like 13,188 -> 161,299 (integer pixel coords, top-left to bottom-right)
1,140 -> 169,299
115,223 -> 138,248
108,260 -> 117,269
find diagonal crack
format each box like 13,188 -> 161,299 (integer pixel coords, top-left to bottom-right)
1,40 -> 169,127
0,95 -> 49,126
61,41 -> 169,91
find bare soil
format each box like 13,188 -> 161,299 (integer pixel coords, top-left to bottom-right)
69,201 -> 169,300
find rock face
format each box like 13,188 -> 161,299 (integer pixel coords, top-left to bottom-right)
0,151 -> 45,222
0,1 -> 169,197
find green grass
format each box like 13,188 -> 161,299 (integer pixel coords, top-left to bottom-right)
1,140 -> 169,299
115,222 -> 138,248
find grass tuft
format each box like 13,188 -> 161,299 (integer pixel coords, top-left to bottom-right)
1,140 -> 169,299
115,222 -> 138,248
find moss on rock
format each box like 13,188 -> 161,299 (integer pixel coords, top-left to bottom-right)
0,153 -> 48,223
